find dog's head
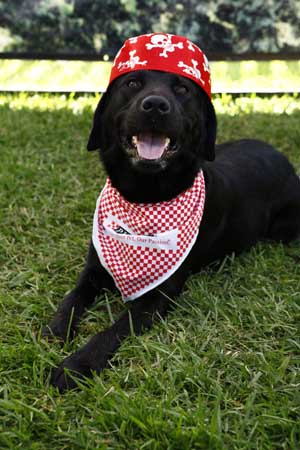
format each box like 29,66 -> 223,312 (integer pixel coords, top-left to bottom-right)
87,34 -> 217,202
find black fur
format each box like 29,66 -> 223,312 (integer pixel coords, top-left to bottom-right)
44,70 -> 300,392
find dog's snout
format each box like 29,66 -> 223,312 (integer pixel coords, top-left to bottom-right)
141,95 -> 171,115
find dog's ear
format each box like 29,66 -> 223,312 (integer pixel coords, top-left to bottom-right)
87,92 -> 108,151
203,99 -> 217,161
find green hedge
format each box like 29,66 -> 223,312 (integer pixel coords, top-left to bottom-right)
0,0 -> 299,57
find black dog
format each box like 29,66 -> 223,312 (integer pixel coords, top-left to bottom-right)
45,70 -> 300,392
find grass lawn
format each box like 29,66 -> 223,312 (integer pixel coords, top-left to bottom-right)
0,93 -> 300,449
1,60 -> 300,93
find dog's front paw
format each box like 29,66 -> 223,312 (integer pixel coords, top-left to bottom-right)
51,350 -> 106,393
51,354 -> 91,392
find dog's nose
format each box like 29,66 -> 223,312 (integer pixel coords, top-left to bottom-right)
141,95 -> 171,115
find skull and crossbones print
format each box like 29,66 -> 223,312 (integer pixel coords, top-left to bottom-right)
117,50 -> 148,71
146,34 -> 184,58
178,59 -> 205,84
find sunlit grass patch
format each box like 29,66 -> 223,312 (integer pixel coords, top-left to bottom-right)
0,92 -> 100,113
212,60 -> 300,93
0,92 -> 299,115
0,59 -> 300,93
214,93 -> 300,115
0,59 -> 111,92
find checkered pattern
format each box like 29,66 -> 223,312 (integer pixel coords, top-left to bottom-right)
92,171 -> 205,301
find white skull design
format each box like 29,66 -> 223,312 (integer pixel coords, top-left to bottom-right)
146,34 -> 184,58
150,34 -> 169,47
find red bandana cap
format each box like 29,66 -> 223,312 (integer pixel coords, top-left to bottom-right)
109,33 -> 211,99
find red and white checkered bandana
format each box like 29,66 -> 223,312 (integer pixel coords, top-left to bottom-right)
92,171 -> 206,301
109,33 -> 211,98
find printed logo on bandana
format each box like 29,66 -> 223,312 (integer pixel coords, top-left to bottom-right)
103,215 -> 178,251
114,225 -> 131,235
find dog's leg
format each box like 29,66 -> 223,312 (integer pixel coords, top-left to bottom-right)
42,242 -> 115,342
50,289 -> 171,392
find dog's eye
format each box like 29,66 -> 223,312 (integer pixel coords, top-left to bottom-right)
127,79 -> 141,89
174,85 -> 189,95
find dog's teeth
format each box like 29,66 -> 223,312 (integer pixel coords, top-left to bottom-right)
132,136 -> 138,148
164,137 -> 171,150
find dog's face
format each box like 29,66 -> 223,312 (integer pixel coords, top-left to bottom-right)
88,70 -> 216,202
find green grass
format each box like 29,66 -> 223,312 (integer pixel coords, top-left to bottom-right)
0,60 -> 300,93
0,93 -> 300,449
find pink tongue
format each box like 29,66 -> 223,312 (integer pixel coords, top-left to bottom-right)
136,133 -> 166,160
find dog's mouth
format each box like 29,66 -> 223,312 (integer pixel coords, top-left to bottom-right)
122,132 -> 178,162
